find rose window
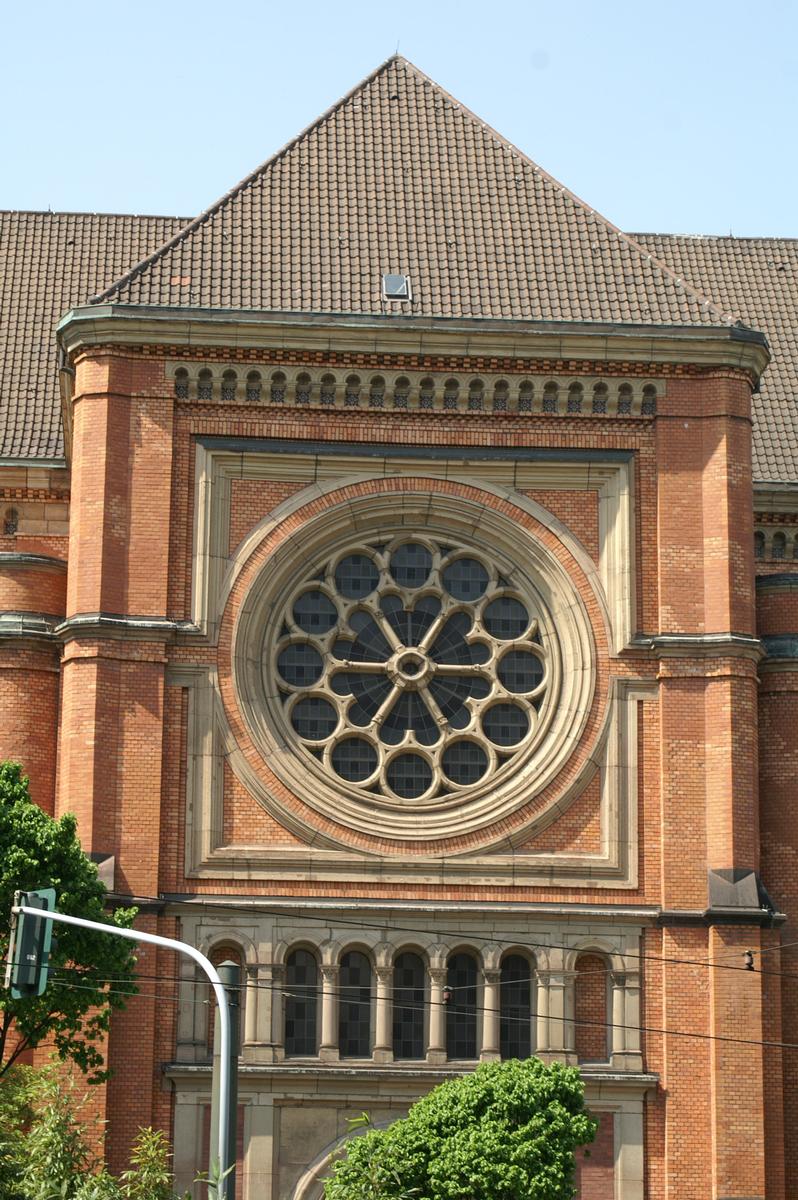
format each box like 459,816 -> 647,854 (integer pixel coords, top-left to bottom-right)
272,537 -> 550,804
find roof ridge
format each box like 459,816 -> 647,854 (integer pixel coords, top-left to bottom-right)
90,56 -> 403,305
631,230 -> 798,245
0,209 -> 190,221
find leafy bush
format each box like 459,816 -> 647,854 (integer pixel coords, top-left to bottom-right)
324,1058 -> 597,1200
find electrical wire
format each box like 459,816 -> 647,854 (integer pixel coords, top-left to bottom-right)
98,891 -> 794,983
43,971 -> 798,1056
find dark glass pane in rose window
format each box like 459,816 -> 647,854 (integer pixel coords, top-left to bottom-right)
293,590 -> 338,634
390,543 -> 432,588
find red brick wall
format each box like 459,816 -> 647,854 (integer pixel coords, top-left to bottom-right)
574,954 -> 609,1062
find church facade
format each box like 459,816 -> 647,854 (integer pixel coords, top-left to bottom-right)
2,56 -> 797,1199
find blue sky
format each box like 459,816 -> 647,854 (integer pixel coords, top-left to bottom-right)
3,0 -> 796,237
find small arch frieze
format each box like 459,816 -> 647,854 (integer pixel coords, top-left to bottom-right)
754,523 -> 798,562
167,362 -> 661,418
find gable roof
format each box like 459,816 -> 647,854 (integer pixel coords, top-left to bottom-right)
0,210 -> 187,459
91,56 -> 735,329
634,234 -> 798,484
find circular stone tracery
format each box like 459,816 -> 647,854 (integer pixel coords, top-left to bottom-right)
273,537 -> 549,804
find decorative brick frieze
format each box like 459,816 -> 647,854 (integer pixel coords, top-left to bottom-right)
166,360 -> 661,418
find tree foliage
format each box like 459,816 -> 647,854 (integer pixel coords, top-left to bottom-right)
0,763 -> 137,1080
0,1066 -> 190,1200
324,1058 -> 597,1200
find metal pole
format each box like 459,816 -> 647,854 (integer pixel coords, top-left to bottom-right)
13,904 -> 232,1200
210,961 -> 240,1200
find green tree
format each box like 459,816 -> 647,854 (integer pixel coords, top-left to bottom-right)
324,1058 -> 597,1200
0,1066 -> 191,1200
0,763 -> 137,1080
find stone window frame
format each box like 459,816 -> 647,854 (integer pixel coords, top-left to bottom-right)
174,442 -> 648,886
177,917 -> 642,1073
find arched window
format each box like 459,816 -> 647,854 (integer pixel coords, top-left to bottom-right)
754,531 -> 765,559
518,381 -> 534,411
338,951 -> 372,1058
574,953 -> 609,1062
642,384 -> 657,415
3,507 -> 19,535
270,371 -> 287,404
246,371 -> 262,402
446,952 -> 478,1060
393,376 -> 411,408
592,383 -> 608,414
197,368 -> 213,401
500,954 -> 532,1060
392,952 -> 425,1060
285,949 -> 319,1056
173,368 -> 189,399
567,383 -> 583,413
221,370 -> 237,403
772,532 -> 787,560
617,383 -> 633,414
542,382 -> 558,413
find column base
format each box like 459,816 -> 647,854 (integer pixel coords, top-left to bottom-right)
242,1044 -> 284,1064
373,1047 -> 394,1064
535,1050 -> 579,1067
610,1052 -> 644,1071
479,1050 -> 501,1062
426,1049 -> 446,1066
319,1046 -> 340,1063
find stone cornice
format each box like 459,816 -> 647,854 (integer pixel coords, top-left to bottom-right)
0,553 -> 67,573
162,1061 -> 659,1090
659,907 -> 786,928
753,482 -> 798,513
761,634 -> 798,661
57,304 -> 770,379
0,612 -> 61,643
162,895 -> 661,922
55,612 -> 198,642
756,573 -> 798,592
631,632 -> 763,662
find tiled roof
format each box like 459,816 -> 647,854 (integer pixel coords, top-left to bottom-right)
634,234 -> 798,484
0,210 -> 187,458
0,60 -> 795,483
91,56 -> 733,329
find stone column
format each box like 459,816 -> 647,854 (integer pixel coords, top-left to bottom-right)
319,965 -> 340,1062
611,971 -> 627,1058
176,959 -> 205,1062
545,971 -> 577,1064
269,964 -> 285,1062
480,969 -> 501,1061
608,967 -> 645,1070
374,966 -> 394,1063
536,971 -> 550,1057
427,967 -> 447,1065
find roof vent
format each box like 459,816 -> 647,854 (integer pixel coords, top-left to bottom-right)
382,273 -> 411,301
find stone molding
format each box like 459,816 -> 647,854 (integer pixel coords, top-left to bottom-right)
167,359 -> 661,418
192,442 -> 635,654
57,303 -> 770,382
231,488 -> 594,844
